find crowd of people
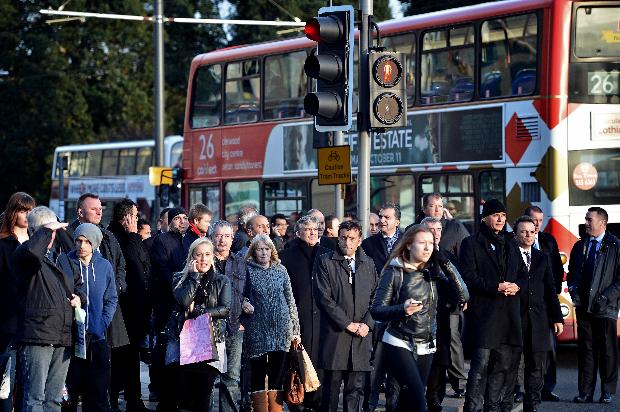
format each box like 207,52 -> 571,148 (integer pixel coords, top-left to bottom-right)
0,190 -> 618,412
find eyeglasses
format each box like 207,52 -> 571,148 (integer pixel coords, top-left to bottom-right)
273,223 -> 289,227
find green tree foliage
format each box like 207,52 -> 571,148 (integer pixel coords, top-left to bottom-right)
0,0 -> 224,206
228,0 -> 393,46
402,0 -> 499,16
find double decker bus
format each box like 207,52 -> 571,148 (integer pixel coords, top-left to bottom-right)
180,0 -> 620,341
50,135 -> 183,223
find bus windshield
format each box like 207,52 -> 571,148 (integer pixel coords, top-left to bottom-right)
574,6 -> 620,58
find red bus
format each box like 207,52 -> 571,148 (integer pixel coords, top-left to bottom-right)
180,0 -> 620,341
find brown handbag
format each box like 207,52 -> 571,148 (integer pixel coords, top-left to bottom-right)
284,341 -> 305,405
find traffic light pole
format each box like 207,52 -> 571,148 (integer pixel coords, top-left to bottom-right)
358,0 -> 371,237
335,131 -> 344,221
154,0 -> 165,222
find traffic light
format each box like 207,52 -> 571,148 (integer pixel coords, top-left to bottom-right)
304,5 -> 354,132
369,51 -> 407,129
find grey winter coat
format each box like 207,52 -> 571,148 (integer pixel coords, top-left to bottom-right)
242,261 -> 300,358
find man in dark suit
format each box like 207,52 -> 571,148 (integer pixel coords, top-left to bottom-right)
505,216 -> 563,412
362,202 -> 402,274
460,199 -> 525,412
567,206 -> 620,404
280,215 -> 331,411
314,220 -> 378,412
524,206 -> 564,402
361,202 -> 402,412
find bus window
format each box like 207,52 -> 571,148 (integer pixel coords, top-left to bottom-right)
264,51 -> 308,120
69,152 -> 86,177
370,174 -> 415,228
574,6 -> 620,58
383,32 -> 416,106
136,147 -> 153,175
85,151 -> 102,176
479,170 -> 506,204
310,180 -> 338,216
263,180 -> 307,216
224,181 -> 259,222
225,59 -> 260,124
170,141 -> 183,168
118,148 -> 137,175
191,64 -> 222,128
569,149 -> 620,206
101,149 -> 119,176
420,25 -> 475,105
420,173 -> 475,232
190,185 -> 221,221
481,13 -> 538,98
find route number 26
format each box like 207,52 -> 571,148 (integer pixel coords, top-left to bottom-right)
199,134 -> 215,160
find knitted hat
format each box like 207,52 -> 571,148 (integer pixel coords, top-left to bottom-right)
73,223 -> 103,250
167,207 -> 187,224
482,199 -> 506,218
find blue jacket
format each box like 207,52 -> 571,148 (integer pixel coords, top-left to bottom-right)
59,251 -> 118,342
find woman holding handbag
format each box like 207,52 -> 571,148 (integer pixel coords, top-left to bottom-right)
242,234 -> 301,412
370,225 -> 468,412
161,237 -> 231,412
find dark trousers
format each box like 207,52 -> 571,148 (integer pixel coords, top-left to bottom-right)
249,351 -> 286,392
383,344 -> 433,412
464,345 -> 519,412
576,308 -> 619,396
367,341 -> 399,411
156,361 -> 219,412
542,330 -> 557,393
447,312 -> 467,391
110,344 -> 142,406
66,339 -> 111,412
321,370 -> 366,412
426,361 -> 448,405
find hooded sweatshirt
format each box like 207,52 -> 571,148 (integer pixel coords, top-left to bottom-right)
59,250 -> 118,342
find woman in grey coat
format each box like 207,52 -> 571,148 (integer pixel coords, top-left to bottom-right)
242,234 -> 300,412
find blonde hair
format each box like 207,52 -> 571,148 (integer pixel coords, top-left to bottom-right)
182,237 -> 214,275
245,234 -> 280,265
383,224 -> 433,272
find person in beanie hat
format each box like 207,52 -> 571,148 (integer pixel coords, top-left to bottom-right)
167,207 -> 188,226
482,198 -> 507,219
459,198 -> 526,412
58,222 -> 118,412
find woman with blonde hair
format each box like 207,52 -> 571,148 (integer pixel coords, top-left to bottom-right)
161,237 -> 231,412
243,234 -> 300,412
371,225 -> 468,411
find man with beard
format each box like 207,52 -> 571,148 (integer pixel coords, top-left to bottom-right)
280,215 -> 331,411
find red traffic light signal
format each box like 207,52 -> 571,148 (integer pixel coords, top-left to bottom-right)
303,5 -> 354,132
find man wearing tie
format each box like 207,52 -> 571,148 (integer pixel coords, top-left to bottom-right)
314,220 -> 378,412
567,207 -> 620,404
505,216 -> 563,412
524,206 -> 564,402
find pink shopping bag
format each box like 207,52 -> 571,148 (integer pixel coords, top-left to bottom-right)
179,312 -> 218,365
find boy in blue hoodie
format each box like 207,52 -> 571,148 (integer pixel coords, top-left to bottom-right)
59,223 -> 118,412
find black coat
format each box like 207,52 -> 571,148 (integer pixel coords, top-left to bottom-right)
314,246 -> 378,371
361,231 -> 403,275
459,231 -> 525,349
150,230 -> 187,331
567,232 -> 620,319
0,235 -> 20,338
514,247 -> 563,352
280,238 -> 330,363
107,221 -> 152,344
537,231 -> 565,294
12,228 -> 85,346
439,218 -> 470,259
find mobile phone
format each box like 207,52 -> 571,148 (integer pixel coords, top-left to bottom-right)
410,299 -> 423,305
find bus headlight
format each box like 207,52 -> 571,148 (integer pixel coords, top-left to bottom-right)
560,304 -> 570,318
